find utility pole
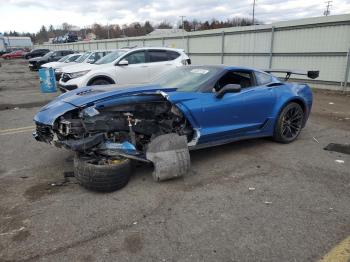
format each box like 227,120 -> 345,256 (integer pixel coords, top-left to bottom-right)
179,15 -> 186,49
107,22 -> 110,39
324,1 -> 332,16
252,0 -> 256,25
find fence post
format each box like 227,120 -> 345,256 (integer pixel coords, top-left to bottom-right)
221,31 -> 225,64
143,39 -> 145,47
343,48 -> 350,92
162,37 -> 165,47
186,36 -> 190,54
269,26 -> 275,69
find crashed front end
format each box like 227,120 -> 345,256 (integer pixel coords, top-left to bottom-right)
33,92 -> 194,164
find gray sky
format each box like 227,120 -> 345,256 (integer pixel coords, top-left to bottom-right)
1,0 -> 350,33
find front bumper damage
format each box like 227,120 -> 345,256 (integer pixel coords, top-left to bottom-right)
33,94 -> 193,180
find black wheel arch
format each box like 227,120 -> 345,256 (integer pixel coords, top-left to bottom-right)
277,98 -> 308,127
87,75 -> 115,86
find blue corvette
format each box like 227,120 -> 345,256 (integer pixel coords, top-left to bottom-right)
33,65 -> 317,191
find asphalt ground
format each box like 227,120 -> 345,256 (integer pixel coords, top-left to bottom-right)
0,59 -> 349,262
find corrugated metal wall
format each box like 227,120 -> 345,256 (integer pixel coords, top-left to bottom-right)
35,14 -> 350,90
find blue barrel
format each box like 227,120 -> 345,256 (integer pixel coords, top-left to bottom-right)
38,68 -> 57,93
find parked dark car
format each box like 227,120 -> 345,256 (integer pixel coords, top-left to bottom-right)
28,50 -> 75,71
24,49 -> 50,59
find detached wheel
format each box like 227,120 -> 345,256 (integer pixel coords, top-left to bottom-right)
74,154 -> 132,192
273,102 -> 304,143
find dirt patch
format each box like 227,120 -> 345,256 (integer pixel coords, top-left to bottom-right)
24,182 -> 61,202
0,206 -> 24,234
123,232 -> 144,254
324,143 -> 350,155
12,229 -> 30,242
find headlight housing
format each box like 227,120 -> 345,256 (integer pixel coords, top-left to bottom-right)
68,70 -> 90,79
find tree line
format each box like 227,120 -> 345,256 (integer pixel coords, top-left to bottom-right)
4,17 -> 258,44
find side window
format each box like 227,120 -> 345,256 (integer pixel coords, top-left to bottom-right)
214,71 -> 253,91
167,51 -> 180,60
94,52 -> 103,61
124,51 -> 146,64
149,50 -> 168,62
255,71 -> 273,85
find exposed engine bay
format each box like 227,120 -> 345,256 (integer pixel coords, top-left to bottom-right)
35,96 -> 194,161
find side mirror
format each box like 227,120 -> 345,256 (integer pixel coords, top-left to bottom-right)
118,59 -> 129,66
216,84 -> 241,98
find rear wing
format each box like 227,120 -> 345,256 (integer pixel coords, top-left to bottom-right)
264,69 -> 319,81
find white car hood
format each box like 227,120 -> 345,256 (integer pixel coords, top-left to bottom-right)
62,63 -> 98,73
41,62 -> 63,68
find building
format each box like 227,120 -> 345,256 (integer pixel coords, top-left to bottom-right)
0,34 -> 33,51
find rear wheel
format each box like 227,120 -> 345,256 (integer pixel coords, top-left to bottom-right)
74,154 -> 132,192
273,102 -> 304,143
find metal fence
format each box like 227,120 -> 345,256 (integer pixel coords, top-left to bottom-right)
35,14 -> 350,91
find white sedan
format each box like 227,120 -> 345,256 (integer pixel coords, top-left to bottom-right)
58,47 -> 191,92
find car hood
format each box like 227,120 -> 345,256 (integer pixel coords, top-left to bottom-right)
62,63 -> 97,73
29,56 -> 45,62
58,84 -> 177,107
41,61 -> 62,68
35,84 -> 178,125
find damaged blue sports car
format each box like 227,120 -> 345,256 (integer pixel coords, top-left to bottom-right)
33,65 -> 318,191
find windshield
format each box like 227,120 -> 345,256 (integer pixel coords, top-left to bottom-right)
43,51 -> 54,58
58,55 -> 70,62
76,52 -> 91,63
154,67 -> 221,92
94,51 -> 126,65
66,54 -> 81,62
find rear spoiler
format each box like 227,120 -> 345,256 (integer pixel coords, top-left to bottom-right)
264,69 -> 319,81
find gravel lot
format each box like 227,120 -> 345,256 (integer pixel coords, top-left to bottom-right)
0,59 -> 349,262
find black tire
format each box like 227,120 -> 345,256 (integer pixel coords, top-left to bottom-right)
89,78 -> 113,86
273,102 -> 304,143
74,154 -> 132,192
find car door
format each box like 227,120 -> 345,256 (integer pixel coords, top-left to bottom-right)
182,70 -> 277,144
147,50 -> 178,80
115,50 -> 149,85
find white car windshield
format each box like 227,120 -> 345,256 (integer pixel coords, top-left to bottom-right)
66,54 -> 81,62
94,51 -> 126,65
58,55 -> 70,62
76,52 -> 91,63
